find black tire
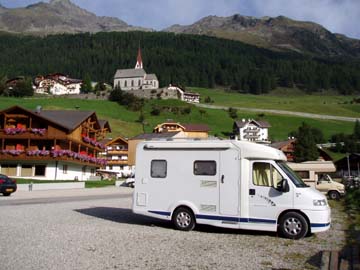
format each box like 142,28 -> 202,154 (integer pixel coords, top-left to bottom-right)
278,212 -> 308,240
172,207 -> 195,231
328,191 -> 340,200
2,192 -> 11,197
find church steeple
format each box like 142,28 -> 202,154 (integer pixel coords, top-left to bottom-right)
135,45 -> 143,69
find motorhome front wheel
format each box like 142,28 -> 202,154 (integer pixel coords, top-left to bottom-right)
278,212 -> 309,239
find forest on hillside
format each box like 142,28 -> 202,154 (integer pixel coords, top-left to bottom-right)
0,31 -> 360,94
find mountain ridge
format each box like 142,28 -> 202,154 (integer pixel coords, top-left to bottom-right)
0,0 -> 152,34
163,14 -> 360,57
0,0 -> 359,57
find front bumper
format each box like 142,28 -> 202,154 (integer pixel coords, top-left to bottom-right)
303,207 -> 331,233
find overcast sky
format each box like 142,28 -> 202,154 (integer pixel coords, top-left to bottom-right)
1,0 -> 359,39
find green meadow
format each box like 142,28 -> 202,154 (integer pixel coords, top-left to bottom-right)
191,87 -> 360,117
0,94 -> 356,142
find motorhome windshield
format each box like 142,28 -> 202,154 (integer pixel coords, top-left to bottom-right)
277,161 -> 308,188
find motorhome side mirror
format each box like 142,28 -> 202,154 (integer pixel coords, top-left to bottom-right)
276,179 -> 290,193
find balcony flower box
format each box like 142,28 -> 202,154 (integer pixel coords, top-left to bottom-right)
4,127 -> 26,135
50,149 -> 107,165
27,150 -> 50,156
82,136 -> 105,149
30,128 -> 47,136
1,149 -> 24,155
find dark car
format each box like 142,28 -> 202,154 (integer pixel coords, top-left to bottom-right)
0,174 -> 17,196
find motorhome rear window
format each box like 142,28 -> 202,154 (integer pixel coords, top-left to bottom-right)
151,160 -> 167,178
194,161 -> 216,176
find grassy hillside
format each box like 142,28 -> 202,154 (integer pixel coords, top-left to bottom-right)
191,87 -> 360,117
0,96 -> 355,141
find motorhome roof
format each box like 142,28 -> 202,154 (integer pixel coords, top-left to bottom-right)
141,140 -> 286,161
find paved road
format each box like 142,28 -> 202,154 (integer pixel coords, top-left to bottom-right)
196,103 -> 360,122
0,187 -> 132,206
0,187 -> 347,270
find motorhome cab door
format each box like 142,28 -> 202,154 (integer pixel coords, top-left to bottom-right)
248,160 -> 293,228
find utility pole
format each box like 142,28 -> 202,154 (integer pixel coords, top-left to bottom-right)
347,153 -> 351,177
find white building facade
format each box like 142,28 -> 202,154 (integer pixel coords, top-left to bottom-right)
233,119 -> 271,143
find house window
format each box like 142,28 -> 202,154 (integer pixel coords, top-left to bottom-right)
151,160 -> 167,178
252,162 -> 282,188
109,165 -> 113,170
194,161 -> 216,176
21,165 -> 32,177
63,165 -> 68,174
124,80 -> 127,87
82,166 -> 86,175
131,80 -> 134,87
35,165 -> 46,176
1,164 -> 17,176
91,169 -> 95,175
138,79 -> 141,86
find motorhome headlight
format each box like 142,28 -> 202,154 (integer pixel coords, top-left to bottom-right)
313,199 -> 327,206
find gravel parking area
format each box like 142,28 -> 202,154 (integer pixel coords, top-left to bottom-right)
0,188 -> 347,270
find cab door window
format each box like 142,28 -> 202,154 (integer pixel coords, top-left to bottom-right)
252,162 -> 282,188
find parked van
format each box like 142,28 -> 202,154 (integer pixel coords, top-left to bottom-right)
287,161 -> 345,200
132,140 -> 331,239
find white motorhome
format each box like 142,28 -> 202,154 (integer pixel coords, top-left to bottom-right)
132,140 -> 331,239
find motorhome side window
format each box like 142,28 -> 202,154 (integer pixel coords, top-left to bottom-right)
296,171 -> 310,179
151,160 -> 167,178
194,161 -> 216,176
252,162 -> 282,188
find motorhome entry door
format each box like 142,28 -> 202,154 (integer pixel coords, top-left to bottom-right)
219,149 -> 240,216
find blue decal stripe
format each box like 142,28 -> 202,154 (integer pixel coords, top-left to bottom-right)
196,214 -> 276,224
148,210 -> 170,216
196,214 -> 239,222
148,210 -> 276,224
311,223 -> 331,228
249,218 -> 277,224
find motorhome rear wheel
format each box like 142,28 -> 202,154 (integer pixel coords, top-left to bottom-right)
172,207 -> 195,231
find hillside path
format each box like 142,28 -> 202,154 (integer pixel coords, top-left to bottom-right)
195,103 -> 360,122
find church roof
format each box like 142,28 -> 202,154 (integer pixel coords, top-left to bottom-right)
145,73 -> 158,80
114,68 -> 146,79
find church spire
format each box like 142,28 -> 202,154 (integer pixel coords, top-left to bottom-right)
135,44 -> 143,69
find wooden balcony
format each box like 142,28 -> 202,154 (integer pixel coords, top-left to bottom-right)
0,151 -> 106,167
0,129 -> 64,140
107,160 -> 128,165
107,150 -> 128,155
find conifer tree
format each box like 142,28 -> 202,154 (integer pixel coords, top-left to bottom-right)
293,122 -> 319,162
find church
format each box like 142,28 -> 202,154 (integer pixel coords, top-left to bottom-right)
113,48 -> 159,91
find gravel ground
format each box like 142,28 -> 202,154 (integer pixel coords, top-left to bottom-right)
0,188 -> 347,270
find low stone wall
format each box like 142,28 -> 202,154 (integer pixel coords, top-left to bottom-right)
130,88 -> 180,100
17,182 -> 85,191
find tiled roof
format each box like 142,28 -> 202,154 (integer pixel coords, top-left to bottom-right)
145,73 -> 158,80
114,68 -> 146,79
270,139 -> 296,150
234,119 -> 271,128
99,119 -> 112,132
131,132 -> 180,140
182,124 -> 210,132
37,110 -> 98,131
